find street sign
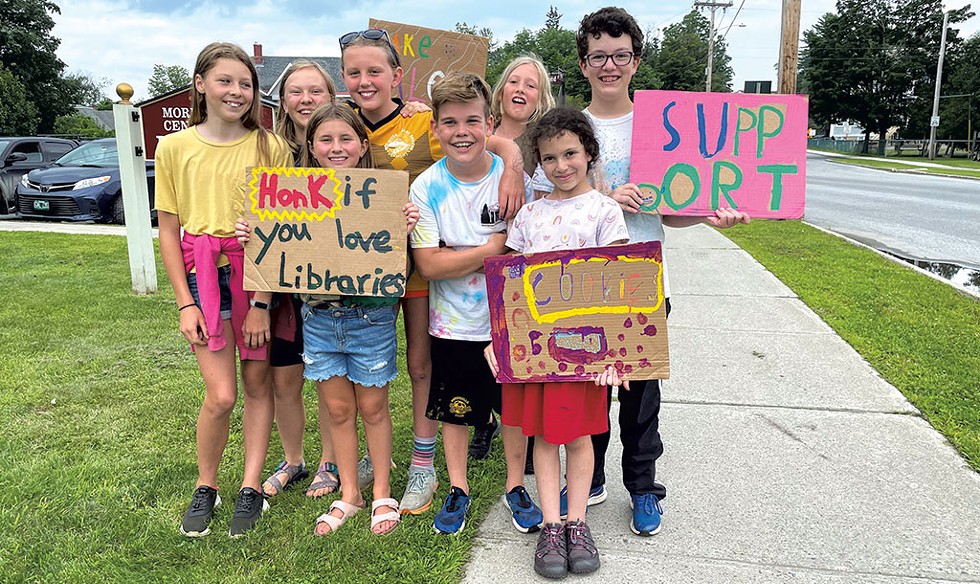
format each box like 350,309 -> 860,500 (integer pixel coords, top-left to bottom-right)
549,71 -> 564,84
931,115 -> 941,127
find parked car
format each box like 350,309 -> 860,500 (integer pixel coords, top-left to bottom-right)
0,137 -> 79,214
16,138 -> 155,224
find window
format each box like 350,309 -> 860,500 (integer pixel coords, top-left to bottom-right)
12,142 -> 42,163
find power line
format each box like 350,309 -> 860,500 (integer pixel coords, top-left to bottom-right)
722,0 -> 746,39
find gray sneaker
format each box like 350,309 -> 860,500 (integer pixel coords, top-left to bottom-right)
356,455 -> 396,491
565,520 -> 600,574
534,523 -> 568,579
357,455 -> 375,491
399,467 -> 439,515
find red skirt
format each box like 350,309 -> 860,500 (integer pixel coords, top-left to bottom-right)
501,381 -> 608,446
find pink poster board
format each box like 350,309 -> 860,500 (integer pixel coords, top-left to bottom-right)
630,90 -> 808,219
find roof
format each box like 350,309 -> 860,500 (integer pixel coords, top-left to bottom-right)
74,106 -> 116,131
254,56 -> 347,100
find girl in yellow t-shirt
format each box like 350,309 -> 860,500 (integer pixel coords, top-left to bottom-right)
156,41 -> 291,539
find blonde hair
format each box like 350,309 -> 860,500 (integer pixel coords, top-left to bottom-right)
277,60 -> 338,154
303,103 -> 375,169
431,72 -> 492,121
189,41 -> 272,164
491,55 -> 555,127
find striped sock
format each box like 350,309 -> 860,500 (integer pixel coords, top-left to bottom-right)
410,435 -> 436,471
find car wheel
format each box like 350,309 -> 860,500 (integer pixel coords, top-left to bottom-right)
112,195 -> 126,224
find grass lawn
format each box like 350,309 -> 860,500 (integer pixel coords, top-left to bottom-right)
0,231 -> 505,583
725,221 -> 980,471
829,157 -> 980,178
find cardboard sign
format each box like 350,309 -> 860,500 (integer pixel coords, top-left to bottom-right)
485,242 -> 669,383
242,167 -> 409,296
631,90 -> 808,219
369,18 -> 489,104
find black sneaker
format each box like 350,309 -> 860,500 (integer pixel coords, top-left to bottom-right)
228,487 -> 269,538
534,523 -> 568,579
566,520 -> 600,574
180,485 -> 221,537
468,415 -> 500,460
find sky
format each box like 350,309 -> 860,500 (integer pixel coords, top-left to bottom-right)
52,0 -> 980,101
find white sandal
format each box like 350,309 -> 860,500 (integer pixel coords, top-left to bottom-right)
314,500 -> 362,535
370,498 -> 401,535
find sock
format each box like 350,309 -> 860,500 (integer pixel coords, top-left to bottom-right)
410,435 -> 436,471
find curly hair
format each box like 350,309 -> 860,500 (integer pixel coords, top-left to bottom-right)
576,7 -> 644,60
527,107 -> 600,171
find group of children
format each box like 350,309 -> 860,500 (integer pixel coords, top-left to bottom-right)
156,6 -> 749,579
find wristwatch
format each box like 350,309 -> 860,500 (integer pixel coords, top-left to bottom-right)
249,298 -> 270,310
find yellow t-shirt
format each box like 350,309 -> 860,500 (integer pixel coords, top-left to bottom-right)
155,127 -> 292,237
358,102 -> 443,183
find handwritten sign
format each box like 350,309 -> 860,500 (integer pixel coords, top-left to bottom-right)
242,167 -> 409,296
485,242 -> 669,383
631,90 -> 808,219
369,18 -> 489,105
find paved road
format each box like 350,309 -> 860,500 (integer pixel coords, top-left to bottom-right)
805,152 -> 980,270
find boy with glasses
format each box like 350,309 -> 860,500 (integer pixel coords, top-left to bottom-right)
570,6 -> 749,537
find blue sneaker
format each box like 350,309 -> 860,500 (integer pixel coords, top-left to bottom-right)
433,486 -> 471,534
502,485 -> 543,533
559,483 -> 607,519
629,493 -> 663,536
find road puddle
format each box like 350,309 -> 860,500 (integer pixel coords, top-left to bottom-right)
879,250 -> 980,295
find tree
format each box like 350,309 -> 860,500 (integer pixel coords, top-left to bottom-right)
147,64 -> 192,97
0,64 -> 39,134
800,0 -> 973,153
0,0 -> 71,132
654,11 -> 733,92
61,71 -> 109,107
53,113 -> 112,138
545,6 -> 563,29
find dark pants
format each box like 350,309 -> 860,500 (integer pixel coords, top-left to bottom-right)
591,297 -> 671,499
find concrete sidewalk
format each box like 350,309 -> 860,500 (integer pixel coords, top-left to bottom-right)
462,224 -> 980,583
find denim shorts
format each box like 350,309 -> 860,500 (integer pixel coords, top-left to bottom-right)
301,303 -> 398,388
187,265 -> 232,320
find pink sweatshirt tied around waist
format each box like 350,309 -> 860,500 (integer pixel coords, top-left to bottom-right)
181,232 -> 267,360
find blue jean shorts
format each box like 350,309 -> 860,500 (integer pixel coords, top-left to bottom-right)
187,265 -> 232,320
301,303 -> 399,388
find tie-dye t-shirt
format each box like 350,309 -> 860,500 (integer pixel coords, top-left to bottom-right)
583,108 -> 671,297
506,190 -> 627,253
410,153 -> 506,341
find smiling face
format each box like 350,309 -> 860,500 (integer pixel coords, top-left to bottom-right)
194,57 -> 253,125
283,67 -> 333,132
500,63 -> 541,126
538,130 -> 593,199
309,119 -> 369,169
431,99 -> 493,178
341,45 -> 402,122
579,32 -> 639,103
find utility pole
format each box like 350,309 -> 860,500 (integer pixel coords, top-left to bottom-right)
695,1 -> 732,92
929,11 -> 950,160
777,0 -> 802,93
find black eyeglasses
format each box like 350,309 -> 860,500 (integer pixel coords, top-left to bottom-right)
339,29 -> 401,67
584,51 -> 635,68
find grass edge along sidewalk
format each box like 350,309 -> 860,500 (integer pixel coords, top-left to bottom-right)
724,220 -> 980,472
0,231 -> 505,583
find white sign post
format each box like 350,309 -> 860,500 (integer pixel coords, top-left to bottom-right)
112,83 -> 158,294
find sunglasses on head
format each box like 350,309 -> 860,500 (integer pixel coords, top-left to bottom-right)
339,29 -> 401,67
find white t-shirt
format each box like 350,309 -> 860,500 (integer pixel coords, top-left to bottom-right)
410,153 -> 507,341
584,108 -> 671,297
507,189 -> 628,254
